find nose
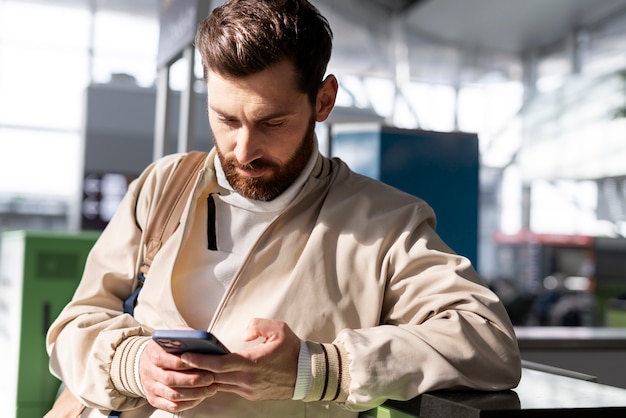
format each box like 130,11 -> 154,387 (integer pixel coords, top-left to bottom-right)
233,127 -> 262,165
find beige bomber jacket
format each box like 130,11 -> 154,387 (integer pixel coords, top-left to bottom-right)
47,149 -> 521,417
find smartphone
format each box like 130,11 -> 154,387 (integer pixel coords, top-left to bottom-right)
152,329 -> 230,355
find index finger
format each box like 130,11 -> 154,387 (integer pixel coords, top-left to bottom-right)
180,352 -> 243,373
146,341 -> 199,371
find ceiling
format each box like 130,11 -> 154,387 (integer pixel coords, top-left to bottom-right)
20,0 -> 626,54
18,0 -> 626,81
270,0 -> 626,84
403,0 -> 626,55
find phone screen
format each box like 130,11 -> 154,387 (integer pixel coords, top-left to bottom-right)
152,329 -> 230,355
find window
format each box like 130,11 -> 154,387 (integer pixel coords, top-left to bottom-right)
0,0 -> 159,201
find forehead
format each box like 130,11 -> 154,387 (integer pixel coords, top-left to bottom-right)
206,60 -> 306,113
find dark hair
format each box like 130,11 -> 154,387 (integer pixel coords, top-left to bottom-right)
195,0 -> 333,104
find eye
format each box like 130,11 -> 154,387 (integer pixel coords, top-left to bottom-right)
263,120 -> 285,128
218,116 -> 239,126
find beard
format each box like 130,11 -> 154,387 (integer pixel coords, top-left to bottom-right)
215,119 -> 315,201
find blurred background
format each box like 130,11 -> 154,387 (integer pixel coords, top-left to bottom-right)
2,0 -> 626,329
4,1 -> 626,414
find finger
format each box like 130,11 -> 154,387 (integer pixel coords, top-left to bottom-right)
244,318 -> 289,343
243,318 -> 266,342
181,352 -> 241,373
153,380 -> 217,400
146,341 -> 198,371
147,383 -> 218,412
155,368 -> 215,389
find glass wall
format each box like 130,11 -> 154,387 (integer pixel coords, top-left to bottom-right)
2,0 -> 626,256
0,0 -> 159,230
513,10 -> 626,239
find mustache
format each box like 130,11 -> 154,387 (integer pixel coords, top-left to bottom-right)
227,158 -> 277,171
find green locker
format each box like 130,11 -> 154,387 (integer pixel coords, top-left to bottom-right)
361,405 -> 418,417
0,230 -> 99,417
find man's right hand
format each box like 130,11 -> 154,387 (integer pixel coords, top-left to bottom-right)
139,340 -> 217,412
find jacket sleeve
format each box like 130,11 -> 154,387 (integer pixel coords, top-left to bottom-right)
335,207 -> 521,411
46,154 -> 182,411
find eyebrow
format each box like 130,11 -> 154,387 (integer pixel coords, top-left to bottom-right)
209,105 -> 296,122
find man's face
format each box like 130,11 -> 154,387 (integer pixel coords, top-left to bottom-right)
207,60 -> 316,201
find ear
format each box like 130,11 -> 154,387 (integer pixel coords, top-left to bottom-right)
314,74 -> 338,122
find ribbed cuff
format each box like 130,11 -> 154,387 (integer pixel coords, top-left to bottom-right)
110,336 -> 151,398
292,340 -> 312,400
302,341 -> 351,403
133,340 -> 150,396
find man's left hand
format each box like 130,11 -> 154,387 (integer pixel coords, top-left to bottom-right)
180,318 -> 301,401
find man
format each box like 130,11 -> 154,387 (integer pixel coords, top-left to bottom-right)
47,1 -> 521,417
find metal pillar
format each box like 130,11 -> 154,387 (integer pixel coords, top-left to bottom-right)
177,45 -> 196,154
153,65 -> 171,161
153,0 -> 211,160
